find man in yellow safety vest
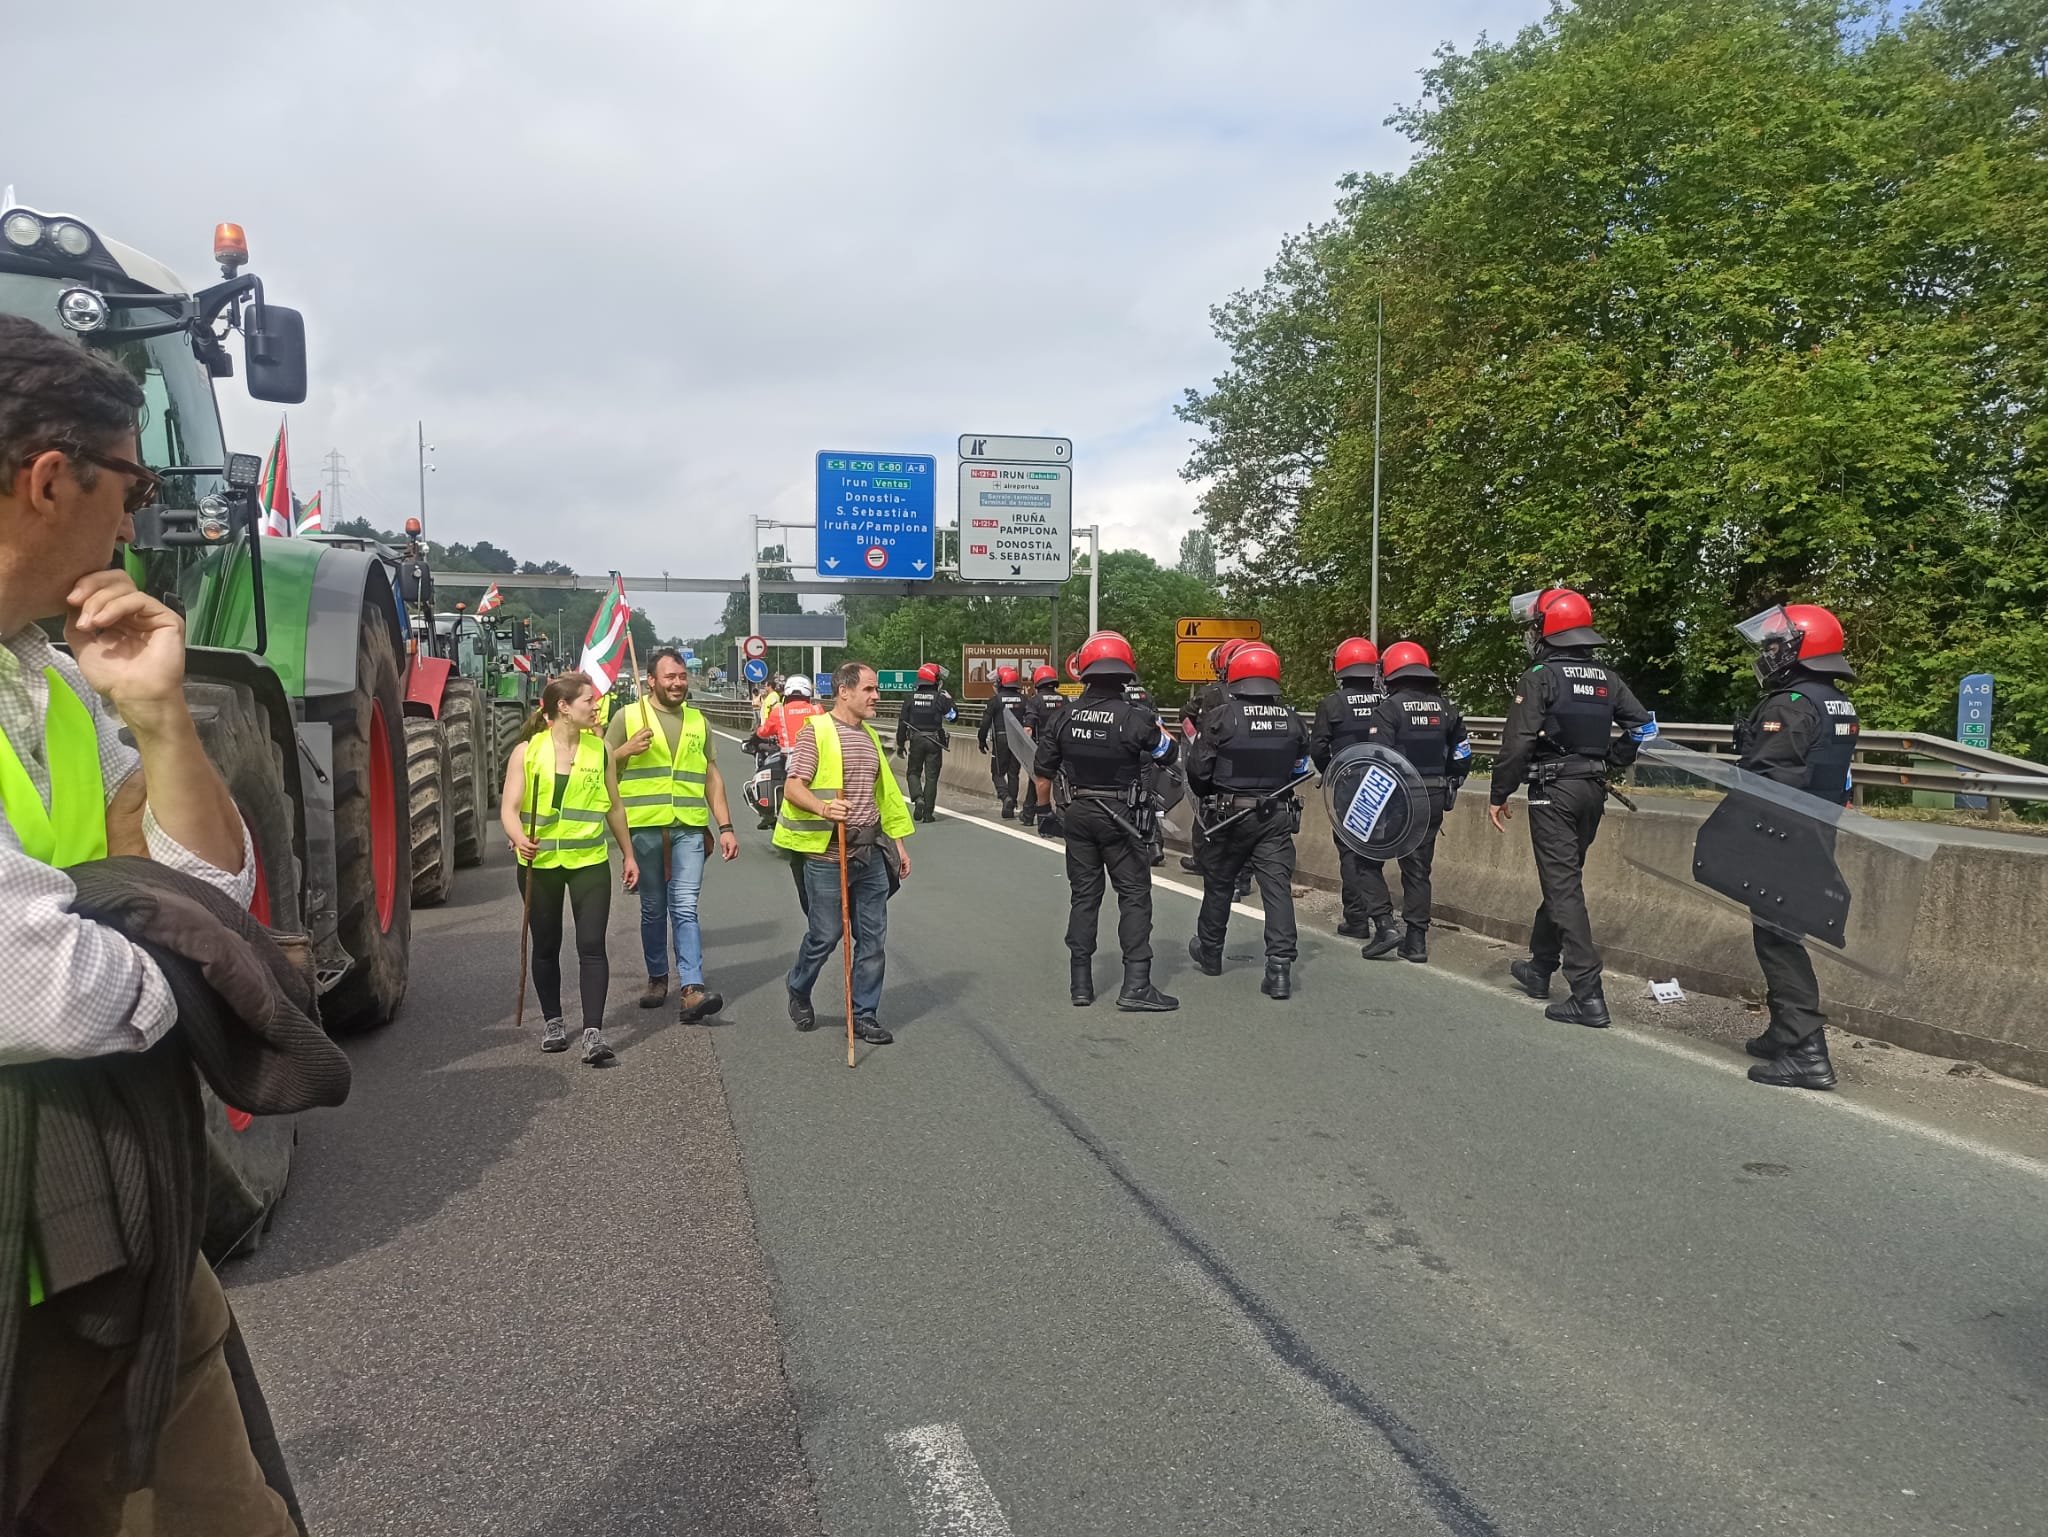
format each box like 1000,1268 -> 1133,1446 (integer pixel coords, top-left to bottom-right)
0,314 -> 299,1531
607,648 -> 740,1022
773,661 -> 914,1043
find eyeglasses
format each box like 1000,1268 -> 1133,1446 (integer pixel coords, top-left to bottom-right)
19,440 -> 163,515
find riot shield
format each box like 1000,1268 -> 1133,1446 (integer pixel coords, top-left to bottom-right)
1003,702 -> 1038,770
1622,741 -> 1936,979
1323,743 -> 1433,862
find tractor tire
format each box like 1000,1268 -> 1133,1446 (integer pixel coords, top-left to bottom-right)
492,696 -> 528,794
308,602 -> 411,1033
405,715 -> 454,908
444,678 -> 486,867
184,679 -> 306,1259
183,679 -> 302,935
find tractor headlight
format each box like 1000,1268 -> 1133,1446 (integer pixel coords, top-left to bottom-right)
225,452 -> 262,490
48,220 -> 93,258
56,287 -> 109,333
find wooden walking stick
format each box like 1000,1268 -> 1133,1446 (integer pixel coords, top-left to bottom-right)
513,744 -> 537,1030
839,821 -> 855,1068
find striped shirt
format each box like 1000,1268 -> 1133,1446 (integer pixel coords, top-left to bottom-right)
786,715 -> 882,843
0,625 -> 255,1065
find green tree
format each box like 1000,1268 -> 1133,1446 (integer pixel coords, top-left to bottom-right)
1182,0 -> 2048,753
1177,529 -> 1218,585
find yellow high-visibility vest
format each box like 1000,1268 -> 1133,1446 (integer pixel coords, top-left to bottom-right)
616,700 -> 709,829
520,731 -> 611,869
772,712 -> 914,855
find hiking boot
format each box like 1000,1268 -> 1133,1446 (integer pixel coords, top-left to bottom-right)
1187,936 -> 1222,977
638,975 -> 668,1010
581,1026 -> 616,1065
1546,992 -> 1611,1028
540,1017 -> 568,1053
789,989 -> 817,1032
1398,925 -> 1429,964
1261,961 -> 1292,1000
1748,1032 -> 1837,1090
1509,959 -> 1554,1000
853,1015 -> 894,1044
679,985 -> 724,1024
1116,960 -> 1179,1013
1360,919 -> 1403,960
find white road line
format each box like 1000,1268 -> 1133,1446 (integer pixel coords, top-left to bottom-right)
886,1422 -> 1014,1537
718,730 -> 2048,1182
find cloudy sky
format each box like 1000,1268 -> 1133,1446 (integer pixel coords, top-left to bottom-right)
12,0 -> 1534,638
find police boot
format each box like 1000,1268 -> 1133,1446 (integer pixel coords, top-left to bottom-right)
1335,917 -> 1371,940
1744,1033 -> 1785,1060
1186,935 -> 1222,977
1116,960 -> 1179,1013
1398,924 -> 1428,964
1001,800 -> 1016,821
1509,959 -> 1553,999
1071,957 -> 1096,1007
1360,919 -> 1403,960
1545,990 -> 1611,1028
1747,1031 -> 1837,1090
1180,854 -> 1202,873
1261,961 -> 1292,1000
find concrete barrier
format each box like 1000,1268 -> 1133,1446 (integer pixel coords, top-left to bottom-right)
706,703 -> 2048,1087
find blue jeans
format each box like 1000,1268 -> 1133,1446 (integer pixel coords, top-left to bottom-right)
788,850 -> 890,1019
630,826 -> 708,986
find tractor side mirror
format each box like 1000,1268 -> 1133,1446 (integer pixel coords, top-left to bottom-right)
246,304 -> 308,403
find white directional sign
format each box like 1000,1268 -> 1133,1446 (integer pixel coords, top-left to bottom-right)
959,462 -> 1073,581
958,433 -> 1072,465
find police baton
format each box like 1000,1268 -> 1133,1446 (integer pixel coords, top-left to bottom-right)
1605,782 -> 1640,813
1196,772 -> 1317,839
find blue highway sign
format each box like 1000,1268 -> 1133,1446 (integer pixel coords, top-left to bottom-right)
742,658 -> 768,684
816,451 -> 936,580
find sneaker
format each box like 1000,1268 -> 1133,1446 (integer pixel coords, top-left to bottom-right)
581,1026 -> 616,1065
678,985 -> 724,1024
540,1018 -> 568,1052
853,1015 -> 893,1044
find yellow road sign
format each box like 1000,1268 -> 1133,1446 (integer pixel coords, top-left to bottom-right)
1174,618 -> 1262,683
1176,617 -> 1261,642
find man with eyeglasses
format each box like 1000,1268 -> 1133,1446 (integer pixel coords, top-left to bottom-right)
0,315 -> 300,1532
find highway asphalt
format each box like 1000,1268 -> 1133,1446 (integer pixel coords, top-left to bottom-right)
229,733 -> 2048,1535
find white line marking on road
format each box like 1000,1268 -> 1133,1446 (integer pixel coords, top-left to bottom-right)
717,729 -> 2048,1182
886,1422 -> 1014,1537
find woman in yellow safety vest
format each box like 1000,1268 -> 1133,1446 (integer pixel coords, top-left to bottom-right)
499,673 -> 639,1063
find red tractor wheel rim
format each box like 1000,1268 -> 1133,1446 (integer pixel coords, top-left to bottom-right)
247,825 -> 273,926
369,698 -> 398,930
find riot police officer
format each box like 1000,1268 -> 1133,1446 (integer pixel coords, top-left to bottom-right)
1733,603 -> 1859,1091
978,664 -> 1028,818
1489,588 -> 1653,1027
896,662 -> 956,823
1365,643 -> 1469,964
1187,643 -> 1310,1000
1018,665 -> 1068,835
1307,637 -> 1386,943
1033,631 -> 1180,1012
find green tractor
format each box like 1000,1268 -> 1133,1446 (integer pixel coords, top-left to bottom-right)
1,196 -> 426,1251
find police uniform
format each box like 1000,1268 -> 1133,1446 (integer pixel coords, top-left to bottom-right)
1187,694 -> 1309,986
1177,677 -> 1225,872
1735,672 -> 1857,1050
1490,647 -> 1651,1014
896,681 -> 955,822
1019,683 -> 1069,831
1365,679 -> 1469,961
979,681 -> 1029,817
1124,679 -> 1172,865
1036,679 -> 1179,1010
1308,679 -> 1385,934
